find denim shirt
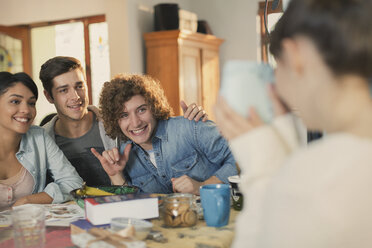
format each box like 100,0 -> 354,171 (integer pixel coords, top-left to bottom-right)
16,126 -> 83,203
120,117 -> 237,193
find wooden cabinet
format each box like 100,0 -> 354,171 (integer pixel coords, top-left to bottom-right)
144,30 -> 223,120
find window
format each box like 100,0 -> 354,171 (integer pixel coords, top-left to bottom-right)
30,15 -> 110,105
30,15 -> 110,124
0,25 -> 31,75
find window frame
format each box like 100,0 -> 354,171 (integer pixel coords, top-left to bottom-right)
29,15 -> 106,104
258,1 -> 283,62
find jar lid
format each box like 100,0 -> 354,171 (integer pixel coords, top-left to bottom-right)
165,193 -> 194,202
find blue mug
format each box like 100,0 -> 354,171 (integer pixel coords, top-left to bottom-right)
200,184 -> 231,227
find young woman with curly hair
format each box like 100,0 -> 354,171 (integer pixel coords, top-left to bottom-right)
92,74 -> 237,194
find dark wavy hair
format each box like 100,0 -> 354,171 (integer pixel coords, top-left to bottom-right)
99,74 -> 173,141
270,0 -> 372,79
0,72 -> 38,99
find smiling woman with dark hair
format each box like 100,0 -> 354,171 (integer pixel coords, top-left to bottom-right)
0,71 -> 82,211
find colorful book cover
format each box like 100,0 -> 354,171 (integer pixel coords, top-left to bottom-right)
85,193 -> 156,206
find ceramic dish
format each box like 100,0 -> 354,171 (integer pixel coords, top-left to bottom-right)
111,217 -> 153,240
70,185 -> 139,208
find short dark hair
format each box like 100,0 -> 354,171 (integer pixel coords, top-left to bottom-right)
39,56 -> 84,98
270,0 -> 372,79
99,74 -> 173,141
0,71 -> 38,99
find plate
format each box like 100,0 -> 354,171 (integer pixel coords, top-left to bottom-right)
70,185 -> 139,199
70,185 -> 139,208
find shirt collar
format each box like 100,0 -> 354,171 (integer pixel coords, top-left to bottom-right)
153,119 -> 168,142
17,133 -> 32,154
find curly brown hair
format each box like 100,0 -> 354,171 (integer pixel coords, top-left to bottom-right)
99,74 -> 173,141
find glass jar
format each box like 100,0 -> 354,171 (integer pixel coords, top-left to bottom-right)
163,193 -> 198,227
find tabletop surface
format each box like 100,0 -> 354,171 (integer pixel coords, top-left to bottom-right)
0,205 -> 239,248
147,209 -> 238,248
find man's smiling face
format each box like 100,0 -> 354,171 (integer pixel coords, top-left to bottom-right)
45,69 -> 89,121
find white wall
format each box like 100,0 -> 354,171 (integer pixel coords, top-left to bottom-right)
0,0 -> 131,78
190,0 -> 261,67
0,0 -> 262,74
124,0 -> 261,74
0,0 -> 262,122
0,0 -> 105,26
125,0 -> 191,73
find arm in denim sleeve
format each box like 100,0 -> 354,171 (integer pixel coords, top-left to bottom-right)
43,131 -> 83,203
192,120 -> 238,183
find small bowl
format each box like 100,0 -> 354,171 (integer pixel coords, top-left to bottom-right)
111,217 -> 153,240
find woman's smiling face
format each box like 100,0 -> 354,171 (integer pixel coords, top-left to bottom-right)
0,82 -> 37,135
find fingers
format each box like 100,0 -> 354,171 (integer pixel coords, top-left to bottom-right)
91,148 -> 110,165
119,143 -> 132,166
183,102 -> 197,119
214,97 -> 236,129
112,148 -> 120,162
268,84 -> 288,117
248,107 -> 264,127
214,96 -> 254,140
91,147 -> 115,164
214,96 -> 229,120
193,108 -> 207,122
181,101 -> 208,122
102,150 -> 117,164
171,176 -> 186,193
202,114 -> 208,122
180,100 -> 188,113
171,175 -> 196,194
91,148 -> 123,177
188,105 -> 203,121
91,148 -> 102,160
91,147 -> 120,165
123,143 -> 132,159
171,178 -> 176,192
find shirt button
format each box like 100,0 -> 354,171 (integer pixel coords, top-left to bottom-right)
162,175 -> 166,178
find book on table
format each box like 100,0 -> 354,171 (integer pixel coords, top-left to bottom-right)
84,193 -> 159,225
70,219 -> 110,235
